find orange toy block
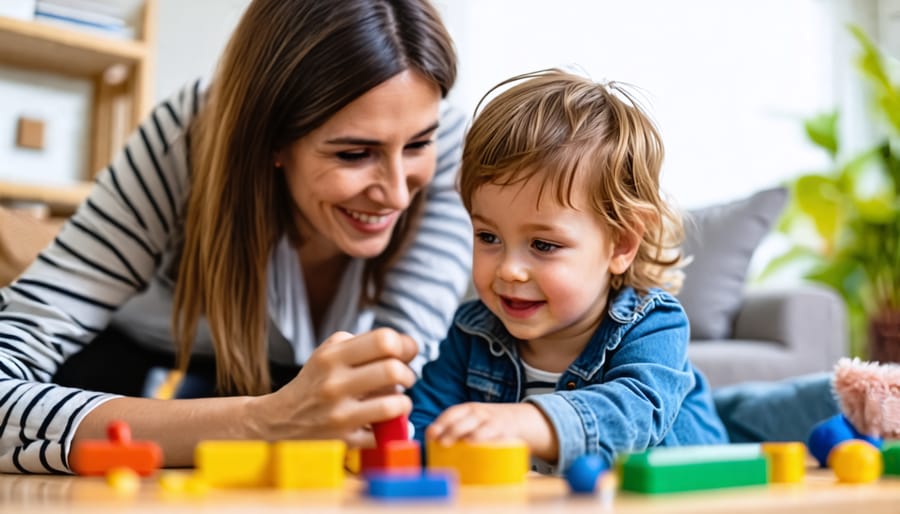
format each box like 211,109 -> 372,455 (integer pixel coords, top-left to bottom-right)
272,440 -> 346,489
426,440 -> 528,485
761,442 -> 806,484
360,440 -> 421,474
70,420 -> 162,476
195,440 -> 271,488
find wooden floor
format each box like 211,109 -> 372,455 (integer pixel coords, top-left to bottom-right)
1,469 -> 899,514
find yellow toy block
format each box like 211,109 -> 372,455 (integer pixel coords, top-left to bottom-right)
761,442 -> 806,484
272,440 -> 346,489
195,440 -> 271,488
345,447 -> 361,474
158,471 -> 210,496
427,440 -> 528,485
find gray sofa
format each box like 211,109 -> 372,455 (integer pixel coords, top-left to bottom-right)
687,283 -> 848,388
679,187 -> 849,388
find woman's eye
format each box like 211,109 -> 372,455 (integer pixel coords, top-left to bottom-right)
336,150 -> 370,162
476,232 -> 498,244
405,140 -> 434,151
532,240 -> 560,253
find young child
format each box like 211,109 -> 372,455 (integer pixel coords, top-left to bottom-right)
407,69 -> 728,474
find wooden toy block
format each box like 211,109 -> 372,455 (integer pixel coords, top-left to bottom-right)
883,442 -> 900,476
361,440 -> 421,474
619,444 -> 768,494
828,440 -> 883,483
106,466 -> 140,494
366,470 -> 456,500
426,440 -> 529,485
70,420 -> 162,476
345,447 -> 361,474
195,440 -> 271,488
761,442 -> 806,484
158,471 -> 210,496
272,440 -> 346,489
373,415 -> 409,446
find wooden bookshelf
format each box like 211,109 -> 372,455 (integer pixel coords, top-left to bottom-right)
0,0 -> 156,214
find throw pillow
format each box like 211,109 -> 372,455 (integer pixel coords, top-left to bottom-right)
678,187 -> 788,340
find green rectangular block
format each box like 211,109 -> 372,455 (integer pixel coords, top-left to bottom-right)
883,443 -> 900,476
619,444 -> 769,494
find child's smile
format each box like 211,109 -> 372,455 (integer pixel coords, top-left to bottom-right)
499,295 -> 547,319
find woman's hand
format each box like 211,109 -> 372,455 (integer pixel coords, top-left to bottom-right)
426,402 -> 559,462
250,328 -> 418,447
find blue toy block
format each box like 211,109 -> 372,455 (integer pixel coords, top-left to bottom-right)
564,454 -> 608,494
807,414 -> 883,467
366,471 -> 456,501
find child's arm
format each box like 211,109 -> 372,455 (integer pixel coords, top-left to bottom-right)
426,402 -> 559,462
526,299 -> 697,471
406,324 -> 473,443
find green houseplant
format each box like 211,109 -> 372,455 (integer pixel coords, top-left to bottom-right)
762,26 -> 900,361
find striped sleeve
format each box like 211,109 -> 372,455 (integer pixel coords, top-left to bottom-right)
372,104 -> 473,374
0,80 -> 203,473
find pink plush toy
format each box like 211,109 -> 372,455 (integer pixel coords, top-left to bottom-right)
833,357 -> 900,439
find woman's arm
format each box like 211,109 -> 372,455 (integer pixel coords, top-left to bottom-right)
371,104 -> 473,375
76,329 -> 419,467
0,81 -> 202,473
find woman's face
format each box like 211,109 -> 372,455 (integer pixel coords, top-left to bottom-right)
278,70 -> 442,260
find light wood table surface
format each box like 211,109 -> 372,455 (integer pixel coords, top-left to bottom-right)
1,469 -> 899,514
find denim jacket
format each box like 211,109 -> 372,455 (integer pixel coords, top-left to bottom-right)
408,287 -> 728,473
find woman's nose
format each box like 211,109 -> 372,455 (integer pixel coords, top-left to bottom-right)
370,156 -> 411,209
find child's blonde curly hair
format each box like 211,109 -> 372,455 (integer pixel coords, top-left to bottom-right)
459,69 -> 684,293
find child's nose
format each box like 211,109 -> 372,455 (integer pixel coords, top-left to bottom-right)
496,252 -> 528,282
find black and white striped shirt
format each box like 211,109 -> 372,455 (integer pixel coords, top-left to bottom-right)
0,79 -> 472,473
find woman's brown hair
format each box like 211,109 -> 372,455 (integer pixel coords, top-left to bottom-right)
459,69 -> 683,294
174,0 -> 456,396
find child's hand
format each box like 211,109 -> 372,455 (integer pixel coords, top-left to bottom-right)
426,402 -> 516,443
426,402 -> 558,461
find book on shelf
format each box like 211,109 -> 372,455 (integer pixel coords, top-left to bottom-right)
33,0 -> 142,40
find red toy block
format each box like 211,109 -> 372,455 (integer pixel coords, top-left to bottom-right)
360,440 -> 420,474
373,415 -> 409,446
70,420 -> 162,477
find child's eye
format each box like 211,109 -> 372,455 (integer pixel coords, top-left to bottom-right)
476,231 -> 498,245
336,150 -> 370,162
532,239 -> 561,253
405,140 -> 434,151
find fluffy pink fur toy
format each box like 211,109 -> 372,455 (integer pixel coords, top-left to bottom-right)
833,357 -> 900,439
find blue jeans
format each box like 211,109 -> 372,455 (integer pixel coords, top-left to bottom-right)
712,372 -> 840,443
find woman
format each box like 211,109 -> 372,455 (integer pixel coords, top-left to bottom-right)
0,0 -> 470,473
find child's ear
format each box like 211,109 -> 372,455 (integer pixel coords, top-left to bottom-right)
609,226 -> 643,275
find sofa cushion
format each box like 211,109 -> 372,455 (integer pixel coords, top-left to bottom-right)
678,187 -> 788,340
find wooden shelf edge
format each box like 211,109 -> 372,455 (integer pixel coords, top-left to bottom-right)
0,15 -> 147,59
0,15 -> 147,76
0,180 -> 92,211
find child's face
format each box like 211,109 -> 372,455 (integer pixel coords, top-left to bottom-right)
470,177 -> 627,345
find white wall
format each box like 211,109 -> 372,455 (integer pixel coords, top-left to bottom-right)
154,0 -> 250,99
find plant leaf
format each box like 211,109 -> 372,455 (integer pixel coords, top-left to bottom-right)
803,111 -> 839,158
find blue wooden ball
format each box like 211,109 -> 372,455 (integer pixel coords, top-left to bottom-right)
807,413 -> 882,467
565,454 -> 607,494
